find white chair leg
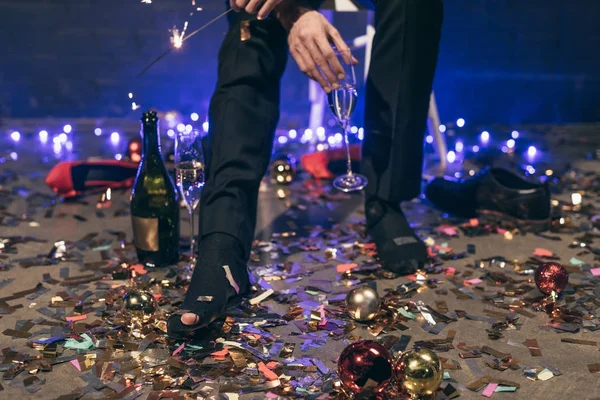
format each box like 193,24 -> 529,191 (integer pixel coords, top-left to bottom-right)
428,91 -> 446,172
308,80 -> 325,138
364,11 -> 375,81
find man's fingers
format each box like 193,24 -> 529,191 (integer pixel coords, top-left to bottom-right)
257,0 -> 279,19
234,0 -> 248,11
293,43 -> 331,93
327,26 -> 353,65
315,37 -> 344,80
230,0 -> 242,11
306,40 -> 338,89
245,0 -> 263,14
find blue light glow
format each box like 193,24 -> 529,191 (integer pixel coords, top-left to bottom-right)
111,132 -> 120,145
447,151 -> 456,163
480,131 -> 490,143
39,130 -> 48,143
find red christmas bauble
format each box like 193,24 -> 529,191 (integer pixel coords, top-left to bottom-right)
337,340 -> 393,394
534,262 -> 569,295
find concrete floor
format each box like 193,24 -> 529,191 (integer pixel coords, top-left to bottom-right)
1,125 -> 599,399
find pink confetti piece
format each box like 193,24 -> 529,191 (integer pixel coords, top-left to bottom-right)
437,225 -> 457,236
211,348 -> 229,359
172,342 -> 185,356
258,361 -> 279,381
129,264 -> 148,275
336,263 -> 357,273
65,315 -> 87,323
70,359 -> 81,371
318,305 -> 328,327
482,383 -> 498,397
465,278 -> 482,285
534,248 -> 553,257
590,268 -> 600,276
444,267 -> 456,276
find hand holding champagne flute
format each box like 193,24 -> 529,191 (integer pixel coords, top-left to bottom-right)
327,48 -> 367,192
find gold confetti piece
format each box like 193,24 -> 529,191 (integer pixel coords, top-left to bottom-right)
249,289 -> 274,305
524,339 -> 542,356
240,20 -> 252,41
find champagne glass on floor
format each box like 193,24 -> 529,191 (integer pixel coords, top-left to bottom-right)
175,129 -> 205,267
327,48 -> 367,192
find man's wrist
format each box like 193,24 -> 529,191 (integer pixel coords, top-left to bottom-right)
274,0 -> 313,31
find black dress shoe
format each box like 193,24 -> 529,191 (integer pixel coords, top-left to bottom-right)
424,168 -> 551,232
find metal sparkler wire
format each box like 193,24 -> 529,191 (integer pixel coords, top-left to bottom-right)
137,8 -> 234,78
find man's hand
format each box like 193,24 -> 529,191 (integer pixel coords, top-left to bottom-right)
287,10 -> 356,93
230,0 -> 282,20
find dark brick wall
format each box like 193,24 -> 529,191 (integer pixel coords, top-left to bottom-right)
1,0 -> 598,124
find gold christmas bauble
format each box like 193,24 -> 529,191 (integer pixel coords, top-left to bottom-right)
395,348 -> 443,399
345,286 -> 381,322
122,289 -> 158,325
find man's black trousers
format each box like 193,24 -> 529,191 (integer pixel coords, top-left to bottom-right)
199,0 -> 444,255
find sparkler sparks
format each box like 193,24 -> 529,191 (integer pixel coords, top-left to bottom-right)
170,22 -> 188,49
169,0 -> 204,50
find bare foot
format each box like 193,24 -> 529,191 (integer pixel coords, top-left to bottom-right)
181,313 -> 199,325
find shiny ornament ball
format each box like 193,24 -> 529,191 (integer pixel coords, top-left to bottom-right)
346,286 -> 381,322
122,289 -> 158,324
337,340 -> 393,394
534,262 -> 569,295
395,348 -> 443,398
270,154 -> 296,184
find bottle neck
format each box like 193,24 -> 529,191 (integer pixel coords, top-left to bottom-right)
142,123 -> 161,159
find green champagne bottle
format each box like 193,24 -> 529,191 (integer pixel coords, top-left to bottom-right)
130,111 -> 180,267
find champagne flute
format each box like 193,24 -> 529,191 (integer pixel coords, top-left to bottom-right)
174,129 -> 205,266
327,49 -> 367,192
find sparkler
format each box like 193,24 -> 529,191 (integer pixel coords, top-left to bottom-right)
137,8 -> 234,77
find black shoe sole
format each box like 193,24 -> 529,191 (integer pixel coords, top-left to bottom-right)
477,209 -> 550,233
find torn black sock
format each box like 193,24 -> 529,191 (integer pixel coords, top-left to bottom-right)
167,233 -> 250,337
365,197 -> 427,275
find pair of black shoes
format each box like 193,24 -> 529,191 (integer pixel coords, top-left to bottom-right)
168,168 -> 552,338
425,167 -> 552,232
167,199 -> 428,338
